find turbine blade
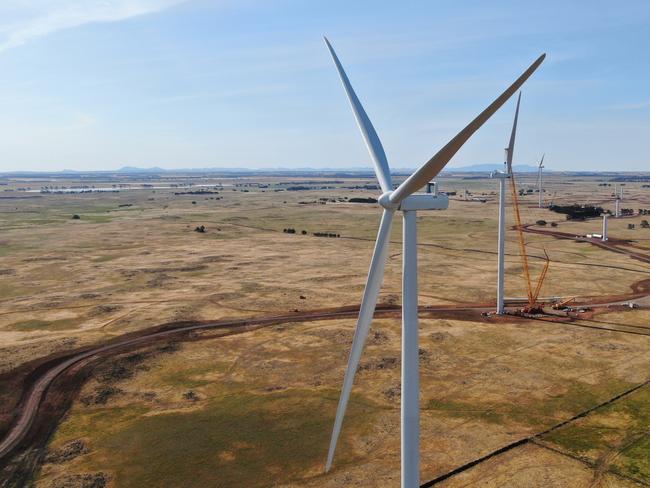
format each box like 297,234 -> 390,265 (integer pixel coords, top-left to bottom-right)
324,37 -> 393,193
390,53 -> 546,205
325,209 -> 394,472
505,92 -> 521,174
539,153 -> 545,167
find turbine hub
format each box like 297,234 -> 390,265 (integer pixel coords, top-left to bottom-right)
378,191 -> 398,210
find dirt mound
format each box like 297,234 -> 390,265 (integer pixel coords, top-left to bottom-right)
50,472 -> 108,488
631,278 -> 650,294
360,357 -> 399,372
90,305 -> 121,316
45,439 -> 88,464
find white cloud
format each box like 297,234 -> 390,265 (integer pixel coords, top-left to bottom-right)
0,0 -> 189,53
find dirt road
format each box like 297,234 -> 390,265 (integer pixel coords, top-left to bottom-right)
1,303 -> 502,466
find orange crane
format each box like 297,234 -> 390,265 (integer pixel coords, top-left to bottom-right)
509,171 -> 550,312
503,92 -> 550,313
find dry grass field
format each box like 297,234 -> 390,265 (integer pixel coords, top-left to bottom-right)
1,171 -> 649,487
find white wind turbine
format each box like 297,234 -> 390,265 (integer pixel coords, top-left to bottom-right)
491,91 -> 521,315
537,153 -> 545,208
323,37 -> 545,487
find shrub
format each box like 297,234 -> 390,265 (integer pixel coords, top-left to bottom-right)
549,204 -> 603,220
349,197 -> 378,203
72,214 -> 80,220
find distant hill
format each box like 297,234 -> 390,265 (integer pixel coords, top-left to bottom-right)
448,163 -> 540,173
118,166 -> 167,173
111,164 -> 542,174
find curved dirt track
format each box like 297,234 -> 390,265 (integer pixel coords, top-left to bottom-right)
521,223 -> 650,265
0,303 -> 497,467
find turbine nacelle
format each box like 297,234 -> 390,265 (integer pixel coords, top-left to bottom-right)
490,170 -> 511,180
399,192 -> 449,211
378,191 -> 448,211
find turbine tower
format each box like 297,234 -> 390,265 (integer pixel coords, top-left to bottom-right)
619,185 -> 624,216
537,154 -> 545,208
323,37 -> 544,487
490,93 -> 521,314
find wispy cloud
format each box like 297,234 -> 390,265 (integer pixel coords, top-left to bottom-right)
0,0 -> 189,53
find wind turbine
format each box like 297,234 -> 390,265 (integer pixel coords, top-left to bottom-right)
323,36 -> 545,487
537,153 -> 545,208
490,92 -> 521,315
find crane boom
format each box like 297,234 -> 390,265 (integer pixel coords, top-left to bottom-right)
509,172 -> 534,304
509,171 -> 550,309
532,250 -> 550,303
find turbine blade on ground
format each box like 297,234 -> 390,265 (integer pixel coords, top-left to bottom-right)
324,37 -> 393,193
506,92 -> 521,174
389,53 -> 546,205
325,209 -> 394,472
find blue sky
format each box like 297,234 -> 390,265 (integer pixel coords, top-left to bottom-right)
0,0 -> 649,172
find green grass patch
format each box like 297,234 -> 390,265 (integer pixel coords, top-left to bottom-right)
543,386 -> 650,481
426,378 -> 635,429
24,218 -> 67,225
543,424 -> 609,454
8,317 -> 84,332
616,436 -> 650,483
52,388 -> 377,487
92,255 -> 119,263
0,282 -> 32,299
69,214 -> 114,223
157,362 -> 230,389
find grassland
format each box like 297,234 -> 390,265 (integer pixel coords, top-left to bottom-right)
0,171 -> 649,486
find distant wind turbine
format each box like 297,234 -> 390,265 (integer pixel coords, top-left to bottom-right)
323,36 -> 545,487
537,153 -> 545,208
